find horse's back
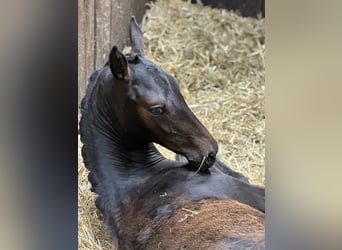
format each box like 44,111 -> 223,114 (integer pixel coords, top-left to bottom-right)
142,199 -> 265,250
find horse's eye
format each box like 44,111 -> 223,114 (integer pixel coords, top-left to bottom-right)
149,106 -> 164,115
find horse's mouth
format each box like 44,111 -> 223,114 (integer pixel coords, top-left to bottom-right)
186,153 -> 216,172
175,152 -> 216,172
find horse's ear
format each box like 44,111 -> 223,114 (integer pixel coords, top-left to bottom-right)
129,16 -> 145,57
109,46 -> 129,81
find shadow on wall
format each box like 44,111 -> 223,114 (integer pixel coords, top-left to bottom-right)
191,0 -> 265,17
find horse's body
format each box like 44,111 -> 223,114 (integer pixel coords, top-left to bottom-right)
80,17 -> 265,249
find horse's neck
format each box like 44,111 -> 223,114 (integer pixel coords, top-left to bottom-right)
92,104 -> 161,168
81,71 -> 175,208
96,69 -> 176,168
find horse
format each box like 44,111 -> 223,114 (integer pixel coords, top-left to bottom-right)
79,16 -> 265,250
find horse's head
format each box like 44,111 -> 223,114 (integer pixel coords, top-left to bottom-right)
108,17 -> 218,170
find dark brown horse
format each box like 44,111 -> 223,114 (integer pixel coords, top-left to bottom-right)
80,17 -> 265,250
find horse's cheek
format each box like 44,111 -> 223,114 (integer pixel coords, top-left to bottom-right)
136,107 -> 157,131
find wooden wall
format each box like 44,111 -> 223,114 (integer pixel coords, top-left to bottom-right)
78,0 -> 149,103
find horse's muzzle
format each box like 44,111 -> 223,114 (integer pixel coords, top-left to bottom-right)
187,151 -> 217,172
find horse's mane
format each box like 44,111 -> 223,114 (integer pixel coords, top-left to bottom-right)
79,66 -> 106,195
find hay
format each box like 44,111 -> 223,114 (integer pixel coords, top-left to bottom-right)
78,138 -> 112,250
78,0 -> 265,249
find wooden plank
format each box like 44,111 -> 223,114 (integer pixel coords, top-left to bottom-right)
78,0 -> 95,103
95,0 -> 112,68
85,0 -> 95,86
78,0 -> 86,103
110,0 -> 126,51
110,0 -> 149,51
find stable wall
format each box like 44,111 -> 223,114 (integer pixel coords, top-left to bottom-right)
78,0 -> 149,103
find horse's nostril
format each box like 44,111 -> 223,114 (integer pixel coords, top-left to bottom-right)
206,152 -> 216,165
209,152 -> 216,159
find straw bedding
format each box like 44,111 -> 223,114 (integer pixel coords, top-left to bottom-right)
78,0 -> 265,249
